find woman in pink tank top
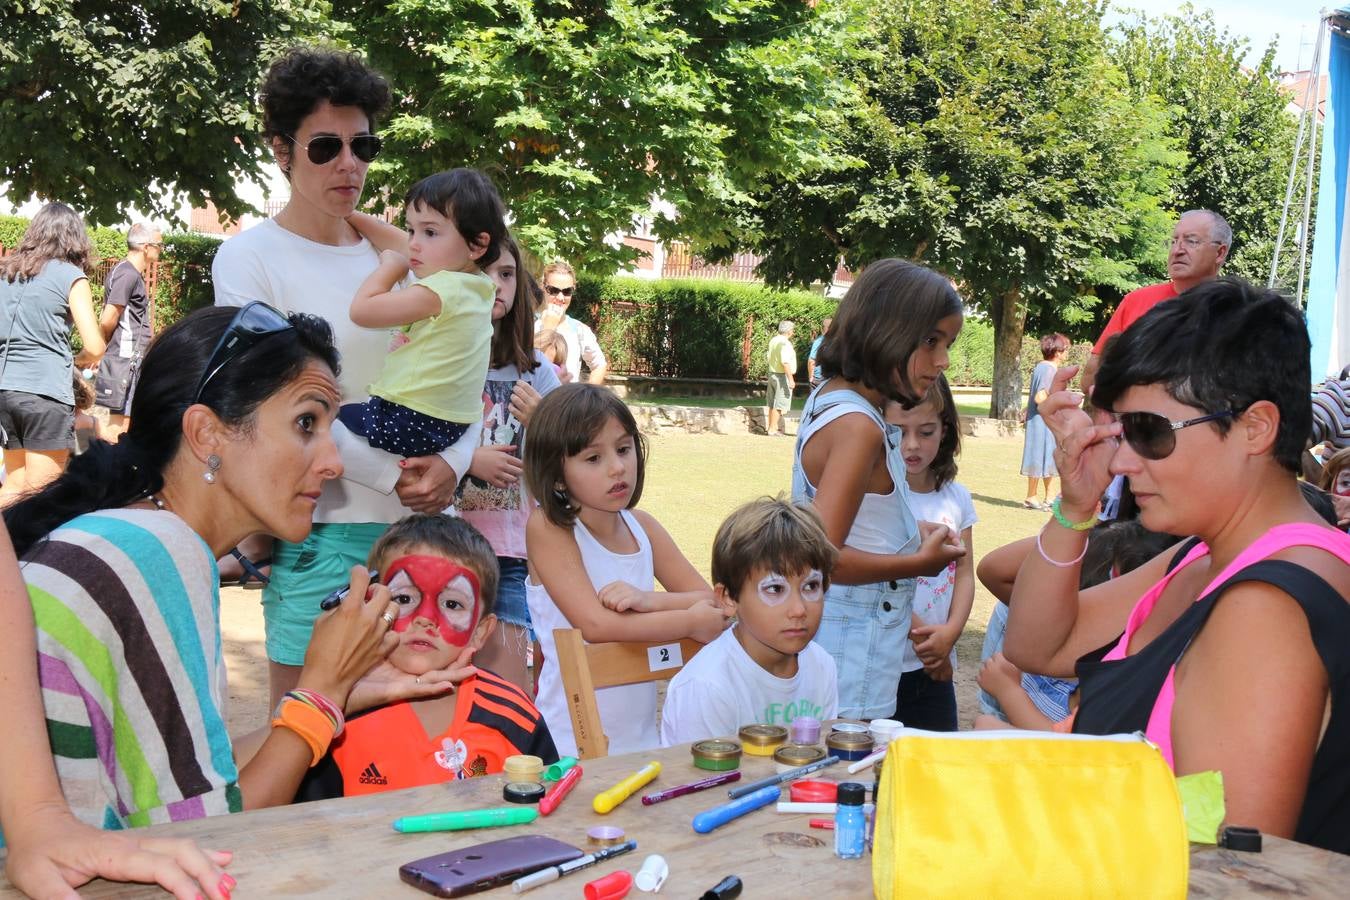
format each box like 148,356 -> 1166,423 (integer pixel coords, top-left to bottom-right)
1003,278 -> 1350,853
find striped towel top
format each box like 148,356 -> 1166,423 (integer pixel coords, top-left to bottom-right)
18,508 -> 240,833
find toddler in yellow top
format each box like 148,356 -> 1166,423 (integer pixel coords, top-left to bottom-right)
341,169 -> 507,457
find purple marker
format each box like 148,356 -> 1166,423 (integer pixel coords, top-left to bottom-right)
641,771 -> 741,805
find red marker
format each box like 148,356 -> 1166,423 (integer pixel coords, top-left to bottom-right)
539,763 -> 583,816
809,818 -> 835,830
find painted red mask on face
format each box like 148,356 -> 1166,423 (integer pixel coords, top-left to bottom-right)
384,555 -> 481,646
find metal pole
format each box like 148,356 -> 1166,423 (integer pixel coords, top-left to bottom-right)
1296,16 -> 1329,307
1270,62 -> 1315,287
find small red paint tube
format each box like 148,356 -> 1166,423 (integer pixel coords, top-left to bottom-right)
538,763 -> 583,816
809,818 -> 835,830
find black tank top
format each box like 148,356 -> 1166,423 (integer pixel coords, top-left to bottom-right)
1073,539 -> 1350,853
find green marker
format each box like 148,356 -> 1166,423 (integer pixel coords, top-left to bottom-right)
544,755 -> 579,781
392,806 -> 538,833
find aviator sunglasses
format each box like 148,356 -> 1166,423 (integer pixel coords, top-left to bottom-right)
286,132 -> 382,165
194,302 -> 295,403
1116,409 -> 1239,460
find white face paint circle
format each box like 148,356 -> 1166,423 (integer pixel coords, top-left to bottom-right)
756,569 -> 825,606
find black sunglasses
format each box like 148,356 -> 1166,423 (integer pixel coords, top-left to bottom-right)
1117,410 -> 1237,460
286,133 -> 382,165
194,302 -> 294,403
545,285 -> 575,298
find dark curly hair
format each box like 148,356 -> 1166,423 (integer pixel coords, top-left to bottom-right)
260,46 -> 391,168
1092,278 -> 1311,474
4,306 -> 340,558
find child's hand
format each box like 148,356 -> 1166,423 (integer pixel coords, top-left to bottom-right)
468,445 -> 522,488
915,521 -> 966,576
509,380 -> 543,426
597,581 -> 653,613
924,657 -> 954,682
977,652 -> 1022,701
688,601 -> 731,643
378,248 -> 410,272
911,622 -> 958,665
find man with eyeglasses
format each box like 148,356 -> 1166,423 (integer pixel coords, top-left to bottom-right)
93,223 -> 161,439
1080,209 -> 1231,400
535,260 -> 608,384
212,47 -> 483,708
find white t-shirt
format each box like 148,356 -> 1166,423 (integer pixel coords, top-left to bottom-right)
901,481 -> 978,672
527,510 -> 659,757
536,313 -> 605,383
659,627 -> 838,746
212,218 -> 479,524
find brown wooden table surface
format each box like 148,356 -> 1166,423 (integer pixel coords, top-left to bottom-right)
2,742 -> 1347,898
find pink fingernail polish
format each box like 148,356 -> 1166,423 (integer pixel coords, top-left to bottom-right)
223,874 -> 237,890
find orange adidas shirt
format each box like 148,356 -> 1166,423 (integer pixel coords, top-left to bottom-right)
317,671 -> 557,798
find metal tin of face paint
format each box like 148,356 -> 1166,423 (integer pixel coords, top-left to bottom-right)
829,721 -> 869,736
826,730 -> 875,761
692,739 -> 743,771
773,743 -> 828,773
738,724 -> 789,756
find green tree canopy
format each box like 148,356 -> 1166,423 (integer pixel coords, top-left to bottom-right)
0,0 -> 327,225
1108,7 -> 1299,288
334,0 -> 851,273
728,0 -> 1182,417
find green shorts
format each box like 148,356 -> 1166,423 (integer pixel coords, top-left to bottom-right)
767,373 -> 793,412
261,521 -> 389,666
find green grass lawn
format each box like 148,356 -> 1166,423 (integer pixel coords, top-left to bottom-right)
639,429 -> 1047,724
629,394 -> 991,417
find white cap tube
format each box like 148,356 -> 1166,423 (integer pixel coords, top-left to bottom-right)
635,854 -> 669,892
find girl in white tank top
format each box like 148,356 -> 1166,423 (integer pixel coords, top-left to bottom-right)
522,385 -> 728,756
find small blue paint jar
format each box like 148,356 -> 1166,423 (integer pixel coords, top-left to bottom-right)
835,782 -> 867,859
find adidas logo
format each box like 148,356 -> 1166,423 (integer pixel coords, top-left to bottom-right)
358,763 -> 388,785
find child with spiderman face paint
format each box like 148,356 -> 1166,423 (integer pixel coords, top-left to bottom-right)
296,515 -> 557,801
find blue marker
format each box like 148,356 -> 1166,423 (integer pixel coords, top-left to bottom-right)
691,785 -> 781,834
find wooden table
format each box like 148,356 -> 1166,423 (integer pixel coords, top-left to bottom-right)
2,743 -> 1347,898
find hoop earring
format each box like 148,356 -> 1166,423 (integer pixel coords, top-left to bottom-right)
203,454 -> 221,484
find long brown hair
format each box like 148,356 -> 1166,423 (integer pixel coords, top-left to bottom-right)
489,234 -> 539,373
0,202 -> 94,282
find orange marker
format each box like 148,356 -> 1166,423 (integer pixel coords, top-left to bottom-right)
539,764 -> 583,816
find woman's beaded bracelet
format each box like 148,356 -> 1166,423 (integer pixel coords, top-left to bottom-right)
276,689 -> 345,739
1051,496 -> 1099,532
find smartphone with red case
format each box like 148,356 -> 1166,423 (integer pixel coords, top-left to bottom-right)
398,834 -> 584,897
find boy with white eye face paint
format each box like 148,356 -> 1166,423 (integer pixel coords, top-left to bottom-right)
660,498 -> 840,746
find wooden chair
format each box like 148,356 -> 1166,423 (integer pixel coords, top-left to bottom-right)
552,628 -> 705,759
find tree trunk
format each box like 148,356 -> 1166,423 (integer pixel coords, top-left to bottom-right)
990,286 -> 1026,420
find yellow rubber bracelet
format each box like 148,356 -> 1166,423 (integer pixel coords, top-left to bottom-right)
1052,496 -> 1099,532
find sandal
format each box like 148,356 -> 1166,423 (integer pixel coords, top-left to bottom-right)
1021,499 -> 1040,510
229,548 -> 272,588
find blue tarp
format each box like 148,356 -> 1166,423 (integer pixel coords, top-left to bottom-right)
1307,17 -> 1350,380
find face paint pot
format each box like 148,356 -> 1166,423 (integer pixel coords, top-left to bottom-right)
503,781 -> 546,803
738,724 -> 789,757
773,744 -> 827,773
830,721 -> 869,737
504,754 -> 544,783
789,716 -> 822,746
826,730 -> 874,762
789,780 -> 838,803
868,718 -> 902,748
691,739 -> 743,772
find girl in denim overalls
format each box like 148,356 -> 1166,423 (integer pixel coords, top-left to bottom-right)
791,260 -> 966,720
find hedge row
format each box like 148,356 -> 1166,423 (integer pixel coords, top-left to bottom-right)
1,212 -> 1082,386
569,276 -> 837,381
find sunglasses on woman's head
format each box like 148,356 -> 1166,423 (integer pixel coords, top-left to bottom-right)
286,133 -> 382,165
194,302 -> 294,403
1116,409 -> 1238,460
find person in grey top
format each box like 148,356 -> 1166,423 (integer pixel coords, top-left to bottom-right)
0,203 -> 106,498
94,222 -> 161,439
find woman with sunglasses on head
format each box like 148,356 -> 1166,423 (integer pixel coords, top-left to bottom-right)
211,47 -> 483,711
0,305 -> 456,899
1004,278 -> 1350,852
